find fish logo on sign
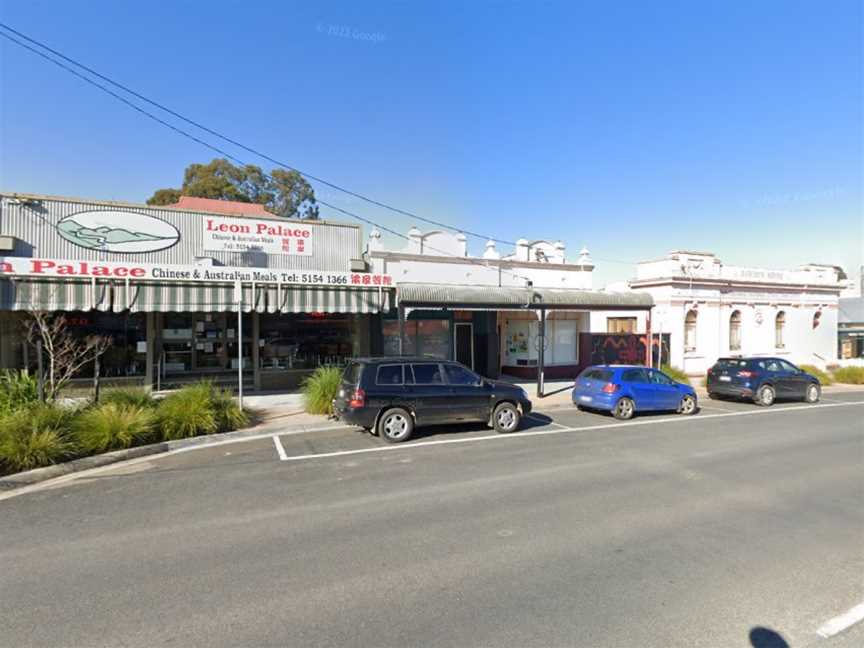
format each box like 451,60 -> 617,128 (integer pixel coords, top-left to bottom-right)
56,210 -> 180,253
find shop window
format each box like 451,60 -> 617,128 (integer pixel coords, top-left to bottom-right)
381,319 -> 450,359
684,309 -> 698,352
607,317 -> 637,334
53,312 -> 147,378
775,311 -> 786,348
260,313 -> 354,370
729,310 -> 742,351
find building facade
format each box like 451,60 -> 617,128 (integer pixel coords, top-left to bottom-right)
0,193 -> 394,391
591,251 -> 845,374
366,227 -> 653,379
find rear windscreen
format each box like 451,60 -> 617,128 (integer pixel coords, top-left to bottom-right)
342,362 -> 363,385
581,369 -> 613,382
714,359 -> 749,370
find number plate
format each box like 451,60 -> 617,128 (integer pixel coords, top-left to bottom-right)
719,376 -> 731,382
580,395 -> 593,402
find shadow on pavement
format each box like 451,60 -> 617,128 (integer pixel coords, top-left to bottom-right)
749,626 -> 790,648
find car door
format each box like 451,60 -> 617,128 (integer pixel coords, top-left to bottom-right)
443,363 -> 488,421
370,363 -> 408,412
764,359 -> 790,397
407,363 -> 451,424
621,368 -> 655,410
647,369 -> 681,410
777,359 -> 808,398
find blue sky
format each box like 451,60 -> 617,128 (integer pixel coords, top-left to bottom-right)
1,1 -> 861,286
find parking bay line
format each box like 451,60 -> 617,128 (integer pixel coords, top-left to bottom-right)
276,400 -> 864,462
816,601 -> 864,638
272,435 -> 289,461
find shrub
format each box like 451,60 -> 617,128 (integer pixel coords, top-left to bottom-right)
74,403 -> 155,454
210,386 -> 249,433
799,364 -> 833,385
832,366 -> 864,385
156,383 -> 218,440
0,403 -> 76,473
0,370 -> 39,414
99,387 -> 157,410
660,364 -> 691,385
302,367 -> 343,415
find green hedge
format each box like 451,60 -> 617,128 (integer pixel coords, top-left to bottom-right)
799,364 -> 833,385
660,365 -> 691,385
302,367 -> 343,415
0,381 -> 250,476
832,366 -> 864,384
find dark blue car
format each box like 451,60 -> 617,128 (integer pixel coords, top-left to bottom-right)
706,357 -> 821,406
572,365 -> 698,420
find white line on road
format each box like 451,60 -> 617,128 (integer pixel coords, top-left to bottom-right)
272,435 -> 288,461
278,400 -> 864,462
817,602 -> 864,638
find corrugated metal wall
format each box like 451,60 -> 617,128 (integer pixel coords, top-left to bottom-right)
0,194 -> 362,272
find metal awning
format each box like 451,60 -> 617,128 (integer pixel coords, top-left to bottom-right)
396,283 -> 654,310
0,278 -> 111,311
0,278 -> 392,314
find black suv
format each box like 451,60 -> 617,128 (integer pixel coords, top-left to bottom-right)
333,357 -> 533,442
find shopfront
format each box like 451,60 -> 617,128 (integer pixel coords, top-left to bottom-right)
0,193 -> 394,391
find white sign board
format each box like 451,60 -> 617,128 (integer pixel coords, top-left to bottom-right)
202,215 -> 313,255
0,257 -> 393,288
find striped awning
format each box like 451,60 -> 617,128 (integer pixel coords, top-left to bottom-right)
0,278 -> 110,311
264,285 -> 390,314
124,282 -> 263,313
0,278 -> 392,314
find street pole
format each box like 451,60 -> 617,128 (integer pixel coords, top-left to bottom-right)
537,308 -> 546,398
236,280 -> 243,410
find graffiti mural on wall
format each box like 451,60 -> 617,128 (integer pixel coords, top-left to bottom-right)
579,333 -> 671,367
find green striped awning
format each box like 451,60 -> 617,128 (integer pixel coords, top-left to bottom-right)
124,282 -> 263,313
0,278 -> 110,311
264,285 -> 391,314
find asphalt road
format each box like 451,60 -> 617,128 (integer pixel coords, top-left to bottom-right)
3,393 -> 863,648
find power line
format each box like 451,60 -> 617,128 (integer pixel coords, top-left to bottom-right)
0,28 -> 533,284
0,21 -> 520,247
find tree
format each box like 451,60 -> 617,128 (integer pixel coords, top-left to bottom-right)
146,158 -> 319,219
25,312 -> 111,402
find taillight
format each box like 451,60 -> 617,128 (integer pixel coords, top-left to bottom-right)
602,382 -> 619,394
736,370 -> 754,378
348,388 -> 365,408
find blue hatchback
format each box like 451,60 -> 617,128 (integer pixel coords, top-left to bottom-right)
572,365 -> 698,420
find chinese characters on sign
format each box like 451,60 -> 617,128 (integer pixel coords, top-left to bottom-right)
202,215 -> 313,256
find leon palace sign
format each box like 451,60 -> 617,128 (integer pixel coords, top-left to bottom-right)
0,257 -> 393,288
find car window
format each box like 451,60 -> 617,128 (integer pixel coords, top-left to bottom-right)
649,370 -> 675,385
411,363 -> 443,384
444,364 -> 479,385
622,369 -> 648,383
715,359 -> 748,370
778,360 -> 798,372
765,360 -> 782,372
376,364 -> 403,386
343,362 -> 362,386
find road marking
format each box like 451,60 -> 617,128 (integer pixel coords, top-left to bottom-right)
278,400 -> 864,462
272,435 -> 288,461
816,602 -> 864,638
529,414 -> 570,429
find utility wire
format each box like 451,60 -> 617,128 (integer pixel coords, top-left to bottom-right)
0,28 -> 533,283
0,22 -> 520,247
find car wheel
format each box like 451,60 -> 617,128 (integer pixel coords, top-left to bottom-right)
678,394 -> 697,415
613,397 -> 635,420
378,408 -> 413,443
805,383 -> 821,403
492,402 -> 520,433
756,385 -> 775,407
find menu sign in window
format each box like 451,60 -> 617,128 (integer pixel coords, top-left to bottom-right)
202,215 -> 313,255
